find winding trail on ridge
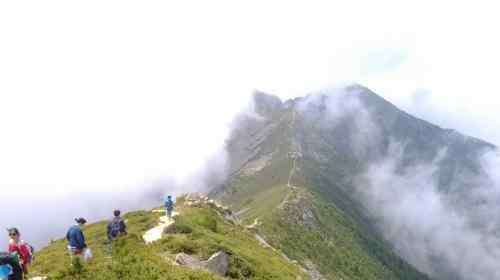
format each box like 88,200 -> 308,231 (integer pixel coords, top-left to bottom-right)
280,109 -> 299,210
287,109 -> 298,188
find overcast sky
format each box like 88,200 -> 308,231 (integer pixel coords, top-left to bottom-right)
1,1 -> 499,204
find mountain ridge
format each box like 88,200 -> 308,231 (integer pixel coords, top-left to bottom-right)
215,84 -> 496,280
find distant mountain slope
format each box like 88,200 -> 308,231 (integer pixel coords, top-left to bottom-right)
212,85 -> 496,280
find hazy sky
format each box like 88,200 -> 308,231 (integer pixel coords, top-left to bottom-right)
1,1 -> 499,209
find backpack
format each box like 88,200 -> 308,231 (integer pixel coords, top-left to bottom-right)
0,252 -> 22,280
26,244 -> 34,263
165,199 -> 174,210
9,241 -> 32,265
18,242 -> 33,264
109,219 -> 122,238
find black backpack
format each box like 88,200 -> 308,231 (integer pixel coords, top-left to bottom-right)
109,219 -> 122,238
0,252 -> 23,280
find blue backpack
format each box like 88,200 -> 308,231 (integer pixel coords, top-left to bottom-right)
165,199 -> 174,210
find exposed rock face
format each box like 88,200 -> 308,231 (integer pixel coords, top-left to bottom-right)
253,91 -> 283,118
183,193 -> 233,220
175,251 -> 229,277
281,190 -> 318,230
203,251 -> 229,276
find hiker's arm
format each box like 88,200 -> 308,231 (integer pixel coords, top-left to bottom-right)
120,220 -> 127,234
77,229 -> 87,248
106,223 -> 112,239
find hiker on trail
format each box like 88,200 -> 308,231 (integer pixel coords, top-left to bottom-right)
165,195 -> 174,220
66,218 -> 92,261
0,252 -> 23,280
7,228 -> 33,277
107,210 -> 127,241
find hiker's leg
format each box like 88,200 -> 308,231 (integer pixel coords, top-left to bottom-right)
105,240 -> 113,255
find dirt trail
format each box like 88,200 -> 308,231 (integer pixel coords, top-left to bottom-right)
287,109 -> 298,188
143,211 -> 178,244
287,155 -> 298,188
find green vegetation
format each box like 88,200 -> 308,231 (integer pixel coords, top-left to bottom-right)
30,203 -> 305,280
260,189 -> 430,280
221,176 -> 431,280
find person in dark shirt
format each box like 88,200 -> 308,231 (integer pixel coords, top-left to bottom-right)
107,210 -> 127,241
164,195 -> 174,220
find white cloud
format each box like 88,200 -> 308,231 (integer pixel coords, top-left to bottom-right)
1,0 -> 500,247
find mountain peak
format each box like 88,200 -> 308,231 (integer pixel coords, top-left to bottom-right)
252,91 -> 283,118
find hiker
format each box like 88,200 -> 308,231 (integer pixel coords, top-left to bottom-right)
0,252 -> 23,280
107,210 -> 127,241
164,195 -> 174,219
66,218 -> 92,261
7,228 -> 32,277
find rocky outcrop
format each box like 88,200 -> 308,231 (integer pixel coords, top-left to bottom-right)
175,251 -> 229,277
303,261 -> 326,280
280,190 -> 318,230
245,218 -> 261,231
183,193 -> 234,220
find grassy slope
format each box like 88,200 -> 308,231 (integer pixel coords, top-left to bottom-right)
219,167 -> 430,280
30,201 -> 306,280
261,188 -> 430,280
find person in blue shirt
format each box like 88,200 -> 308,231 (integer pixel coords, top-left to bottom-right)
66,218 -> 87,258
164,195 -> 174,220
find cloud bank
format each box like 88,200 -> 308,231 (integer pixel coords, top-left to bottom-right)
357,147 -> 500,280
308,88 -> 500,280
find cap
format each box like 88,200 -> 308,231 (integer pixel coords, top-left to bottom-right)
75,218 -> 87,225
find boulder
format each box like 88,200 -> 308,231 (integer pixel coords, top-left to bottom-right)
175,253 -> 201,268
202,251 -> 229,276
245,218 -> 261,231
162,222 -> 177,234
175,251 -> 229,277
